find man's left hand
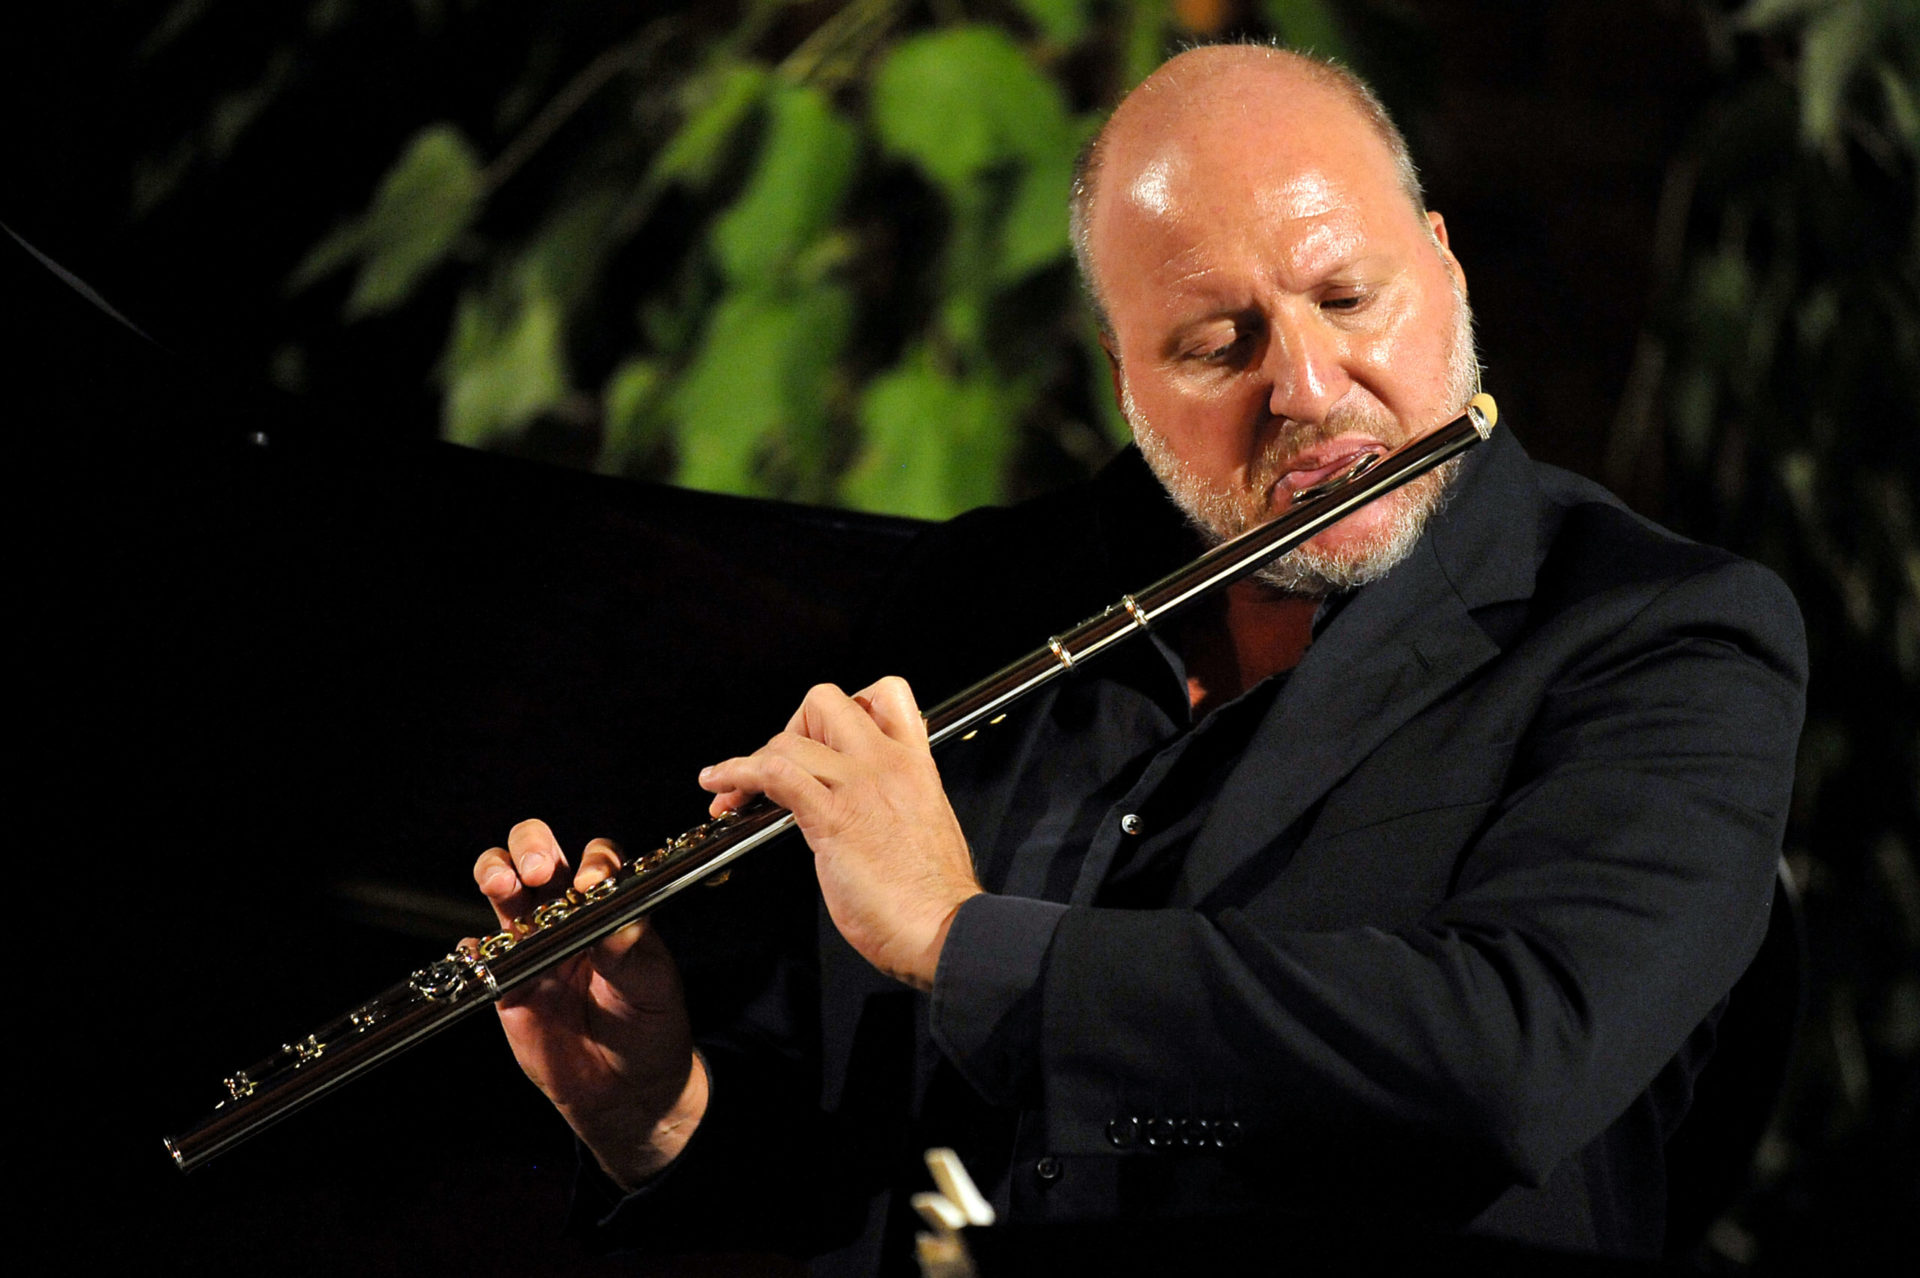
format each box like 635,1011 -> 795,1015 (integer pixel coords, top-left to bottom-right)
699,676 -> 982,991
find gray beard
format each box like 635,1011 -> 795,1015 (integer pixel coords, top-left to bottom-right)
1126,287 -> 1479,597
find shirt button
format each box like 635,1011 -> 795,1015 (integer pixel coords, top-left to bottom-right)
1034,1155 -> 1063,1184
1119,813 -> 1144,835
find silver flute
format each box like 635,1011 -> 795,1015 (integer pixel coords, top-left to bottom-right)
163,394 -> 1498,1172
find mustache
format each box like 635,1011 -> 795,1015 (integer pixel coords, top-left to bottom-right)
1248,402 -> 1400,495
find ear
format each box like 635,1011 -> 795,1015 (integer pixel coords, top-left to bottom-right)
1426,211 -> 1467,297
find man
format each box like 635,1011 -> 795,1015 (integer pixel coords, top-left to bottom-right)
474,45 -> 1805,1269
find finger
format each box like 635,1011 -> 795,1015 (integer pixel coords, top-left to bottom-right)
507,818 -> 571,890
698,747 -> 759,816
701,751 -> 831,821
783,682 -> 845,735
706,685 -> 877,817
852,675 -> 928,747
592,914 -> 665,969
474,845 -> 530,930
700,730 -> 848,796
793,682 -> 890,753
707,787 -> 755,817
474,845 -> 519,899
574,837 -> 623,891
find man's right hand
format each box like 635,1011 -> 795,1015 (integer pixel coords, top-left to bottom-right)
473,819 -> 708,1190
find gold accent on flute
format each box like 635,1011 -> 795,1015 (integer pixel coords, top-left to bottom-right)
161,394 -> 1497,1173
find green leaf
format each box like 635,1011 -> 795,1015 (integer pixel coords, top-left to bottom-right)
996,136 -> 1079,282
840,350 -> 1017,518
1800,1 -> 1872,150
1735,0 -> 1840,33
1122,1 -> 1175,89
710,83 -> 860,284
291,125 -> 485,317
940,291 -> 989,355
870,26 -> 1080,292
668,285 -> 853,495
132,141 -> 195,218
1257,0 -> 1351,59
1692,247 -> 1757,349
142,0 -> 216,58
441,286 -> 568,447
207,48 -> 294,159
599,357 -> 670,473
1778,449 -> 1818,517
1013,0 -> 1091,46
869,26 -> 1075,194
1796,284 -> 1842,351
351,126 -> 485,316
1878,59 -> 1920,143
650,61 -> 771,191
307,0 -> 350,35
1670,365 -> 1719,470
518,189 -> 622,311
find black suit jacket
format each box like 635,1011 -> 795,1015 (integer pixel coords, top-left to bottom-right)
590,429 -> 1807,1269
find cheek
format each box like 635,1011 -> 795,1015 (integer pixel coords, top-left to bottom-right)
1353,301 -> 1420,370
1132,376 -> 1263,456
1352,317 -> 1452,414
1299,487 -> 1410,553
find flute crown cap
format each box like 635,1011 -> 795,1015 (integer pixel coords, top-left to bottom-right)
1467,392 -> 1498,438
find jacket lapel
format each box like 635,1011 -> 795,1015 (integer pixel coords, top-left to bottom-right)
1172,429 -> 1545,906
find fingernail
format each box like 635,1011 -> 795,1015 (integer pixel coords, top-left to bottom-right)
699,765 -> 715,781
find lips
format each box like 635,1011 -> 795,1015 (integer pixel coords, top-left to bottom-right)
1274,441 -> 1386,498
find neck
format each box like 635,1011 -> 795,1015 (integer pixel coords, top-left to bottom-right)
1183,579 -> 1320,717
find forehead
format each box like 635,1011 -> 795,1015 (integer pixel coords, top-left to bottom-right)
1125,150 -> 1359,282
1088,64 -> 1420,304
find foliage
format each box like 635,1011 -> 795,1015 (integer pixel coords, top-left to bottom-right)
1610,1 -> 1919,1266
138,0 -> 1353,519
288,125 -> 486,319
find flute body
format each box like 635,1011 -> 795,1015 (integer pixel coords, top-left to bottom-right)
163,394 -> 1497,1172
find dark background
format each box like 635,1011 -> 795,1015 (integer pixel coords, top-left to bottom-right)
7,1 -> 1914,1273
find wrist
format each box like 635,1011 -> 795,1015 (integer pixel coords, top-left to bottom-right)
586,1048 -> 711,1192
911,888 -> 984,993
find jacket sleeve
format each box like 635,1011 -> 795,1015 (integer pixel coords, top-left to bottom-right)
928,554 -> 1807,1189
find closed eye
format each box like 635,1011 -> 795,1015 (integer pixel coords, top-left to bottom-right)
1191,318 -> 1263,364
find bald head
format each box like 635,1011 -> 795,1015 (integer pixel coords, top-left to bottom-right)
1070,46 -> 1427,338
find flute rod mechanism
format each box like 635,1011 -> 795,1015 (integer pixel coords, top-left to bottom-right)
162,394 -> 1496,1173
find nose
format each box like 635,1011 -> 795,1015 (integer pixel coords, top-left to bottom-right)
1261,310 -> 1349,425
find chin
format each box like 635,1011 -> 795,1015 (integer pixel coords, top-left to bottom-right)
1133,404 -> 1464,595
1253,462 -> 1460,595
1293,500 -> 1401,554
